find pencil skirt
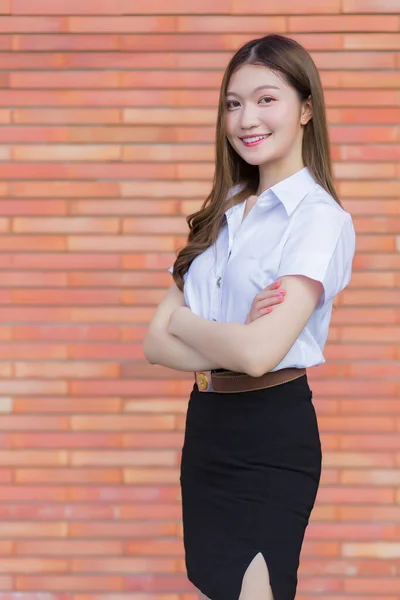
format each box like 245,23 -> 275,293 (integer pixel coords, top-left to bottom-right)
179,372 -> 322,600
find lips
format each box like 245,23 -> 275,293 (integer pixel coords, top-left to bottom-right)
241,134 -> 272,147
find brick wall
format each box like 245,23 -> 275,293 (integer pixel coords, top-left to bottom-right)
0,0 -> 399,598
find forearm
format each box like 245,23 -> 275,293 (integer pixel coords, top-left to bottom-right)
168,308 -> 252,374
143,328 -> 223,372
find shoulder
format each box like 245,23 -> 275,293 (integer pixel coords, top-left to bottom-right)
292,183 -> 352,234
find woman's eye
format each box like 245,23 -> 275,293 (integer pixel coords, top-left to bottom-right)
226,97 -> 273,109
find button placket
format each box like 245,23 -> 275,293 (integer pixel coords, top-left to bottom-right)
213,208 -> 242,322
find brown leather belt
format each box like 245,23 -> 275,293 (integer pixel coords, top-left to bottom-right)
194,367 -> 306,394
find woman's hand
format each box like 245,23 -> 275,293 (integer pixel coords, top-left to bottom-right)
245,280 -> 286,325
167,280 -> 286,332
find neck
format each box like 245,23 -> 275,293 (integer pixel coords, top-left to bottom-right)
257,160 -> 305,195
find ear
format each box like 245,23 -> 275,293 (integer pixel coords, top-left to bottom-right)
300,94 -> 313,126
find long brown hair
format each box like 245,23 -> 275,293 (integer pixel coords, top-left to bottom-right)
170,34 -> 341,292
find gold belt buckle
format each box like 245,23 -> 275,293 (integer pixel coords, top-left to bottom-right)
196,370 -> 214,392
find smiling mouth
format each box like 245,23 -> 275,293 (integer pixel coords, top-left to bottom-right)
241,134 -> 272,147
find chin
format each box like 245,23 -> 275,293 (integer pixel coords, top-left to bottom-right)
240,151 -> 276,166
242,157 -> 263,166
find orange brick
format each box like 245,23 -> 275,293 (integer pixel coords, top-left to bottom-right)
289,15 -> 398,32
339,507 -> 400,522
339,181 -> 400,197
313,50 -> 397,69
0,109 -> 11,123
16,540 -> 123,555
124,108 -> 216,125
13,34 -> 121,51
15,468 -> 122,484
0,16 -> 66,31
0,522 -> 67,537
330,108 -> 400,124
345,577 -> 400,594
0,0 -> 9,13
178,15 -> 286,33
119,504 -> 181,519
11,71 -> 120,88
0,576 -> 13,590
344,33 -> 400,50
0,35 -> 12,49
334,162 -> 396,179
13,145 -> 121,160
15,575 -> 123,591
71,557 -> 178,573
0,558 -> 68,573
70,450 -> 177,467
122,145 -> 210,164
342,470 -> 400,485
14,108 -> 121,124
232,0 -> 341,13
68,521 -> 177,538
69,15 -> 176,33
343,0 -> 400,11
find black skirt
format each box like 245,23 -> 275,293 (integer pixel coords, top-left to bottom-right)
180,372 -> 322,600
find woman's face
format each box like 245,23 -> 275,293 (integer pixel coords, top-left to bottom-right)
224,63 -> 312,171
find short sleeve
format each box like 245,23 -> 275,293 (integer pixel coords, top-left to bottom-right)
276,208 -> 356,308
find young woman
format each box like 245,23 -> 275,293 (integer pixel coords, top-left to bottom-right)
144,34 -> 356,600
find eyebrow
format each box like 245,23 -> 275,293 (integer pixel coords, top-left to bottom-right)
226,85 -> 280,97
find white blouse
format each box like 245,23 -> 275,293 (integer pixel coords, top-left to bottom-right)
169,167 -> 356,371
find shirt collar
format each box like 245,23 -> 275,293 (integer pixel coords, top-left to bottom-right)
267,166 -> 317,216
225,166 -> 317,218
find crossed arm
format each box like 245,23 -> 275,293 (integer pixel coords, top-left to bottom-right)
142,282 -> 223,372
144,275 -> 323,376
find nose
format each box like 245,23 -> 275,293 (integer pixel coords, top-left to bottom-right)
238,102 -> 260,130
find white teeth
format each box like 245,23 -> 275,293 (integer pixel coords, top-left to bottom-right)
242,134 -> 269,143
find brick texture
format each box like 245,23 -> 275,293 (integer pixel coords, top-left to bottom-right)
0,0 -> 399,599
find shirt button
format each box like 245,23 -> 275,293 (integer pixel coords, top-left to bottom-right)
216,276 -> 222,287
